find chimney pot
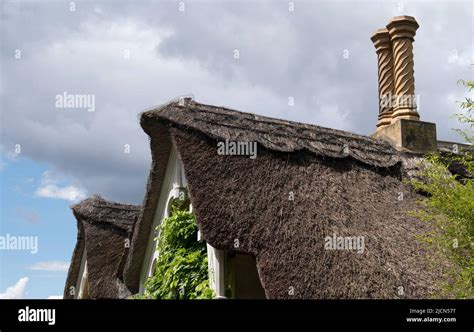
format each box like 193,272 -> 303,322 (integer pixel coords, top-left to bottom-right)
372,16 -> 437,154
386,15 -> 420,122
371,28 -> 395,130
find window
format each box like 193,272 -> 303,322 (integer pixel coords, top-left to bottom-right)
225,252 -> 266,299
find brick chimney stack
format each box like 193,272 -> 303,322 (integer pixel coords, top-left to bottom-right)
371,16 -> 437,154
371,28 -> 395,130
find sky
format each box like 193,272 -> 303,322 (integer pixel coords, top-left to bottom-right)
0,0 -> 472,299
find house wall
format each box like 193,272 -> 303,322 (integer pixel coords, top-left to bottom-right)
138,142 -> 188,293
138,142 -> 257,299
207,244 -> 226,298
75,250 -> 88,299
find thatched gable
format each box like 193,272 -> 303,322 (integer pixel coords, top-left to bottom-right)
64,195 -> 140,299
124,99 -> 451,298
63,217 -> 85,299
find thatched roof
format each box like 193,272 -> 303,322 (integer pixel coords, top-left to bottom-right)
123,99 -> 453,298
143,98 -> 400,167
63,216 -> 85,299
64,195 -> 140,299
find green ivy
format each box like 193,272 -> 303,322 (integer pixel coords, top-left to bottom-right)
137,203 -> 214,299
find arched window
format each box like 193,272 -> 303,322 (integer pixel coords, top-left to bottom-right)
166,187 -> 190,216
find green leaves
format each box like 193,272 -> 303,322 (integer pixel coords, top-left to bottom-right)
454,77 -> 474,144
138,204 -> 214,299
410,154 -> 473,298
408,73 -> 474,298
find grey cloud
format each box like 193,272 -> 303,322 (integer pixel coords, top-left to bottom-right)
1,0 -> 472,204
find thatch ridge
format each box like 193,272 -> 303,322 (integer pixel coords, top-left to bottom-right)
141,100 -> 400,168
64,195 -> 140,299
71,195 -> 139,232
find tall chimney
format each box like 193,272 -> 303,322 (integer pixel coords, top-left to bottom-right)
371,28 -> 395,130
372,16 -> 437,154
386,15 -> 420,122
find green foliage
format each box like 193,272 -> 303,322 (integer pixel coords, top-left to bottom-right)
409,75 -> 473,298
409,154 -> 473,298
453,77 -> 474,144
137,204 -> 214,299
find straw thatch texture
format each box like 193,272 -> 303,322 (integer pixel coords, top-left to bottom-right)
172,128 -> 448,298
123,100 -> 452,298
64,195 -> 140,299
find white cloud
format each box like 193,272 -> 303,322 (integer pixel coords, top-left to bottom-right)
35,184 -> 87,202
1,1 -> 472,204
30,261 -> 70,272
447,49 -> 473,66
93,6 -> 103,15
47,295 -> 63,299
35,171 -> 87,202
0,277 -> 29,299
314,104 -> 350,131
38,170 -> 61,185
